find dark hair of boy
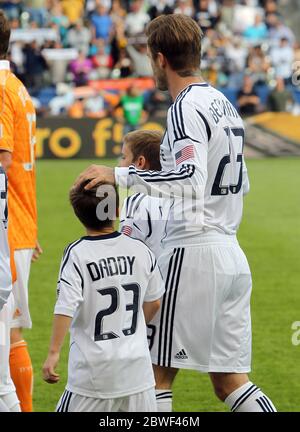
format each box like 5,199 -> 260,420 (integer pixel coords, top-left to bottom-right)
70,180 -> 119,231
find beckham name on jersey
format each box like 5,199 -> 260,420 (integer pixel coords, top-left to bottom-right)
209,97 -> 239,124
87,255 -> 136,281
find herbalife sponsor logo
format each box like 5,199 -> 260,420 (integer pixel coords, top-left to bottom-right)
175,349 -> 188,359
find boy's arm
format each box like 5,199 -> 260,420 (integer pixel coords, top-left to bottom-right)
42,314 -> 72,384
42,249 -> 84,384
143,249 -> 165,323
143,299 -> 161,324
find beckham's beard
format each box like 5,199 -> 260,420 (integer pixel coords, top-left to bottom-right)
154,68 -> 168,92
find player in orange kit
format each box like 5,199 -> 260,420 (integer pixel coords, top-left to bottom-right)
0,10 -> 42,412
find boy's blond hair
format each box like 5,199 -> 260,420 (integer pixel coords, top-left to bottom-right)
124,130 -> 162,170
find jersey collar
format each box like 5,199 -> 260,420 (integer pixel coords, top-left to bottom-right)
175,82 -> 209,103
82,231 -> 121,241
0,60 -> 10,71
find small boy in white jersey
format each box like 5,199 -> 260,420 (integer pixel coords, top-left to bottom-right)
42,181 -> 164,412
119,129 -> 168,258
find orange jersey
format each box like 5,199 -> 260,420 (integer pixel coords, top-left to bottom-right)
0,61 -> 37,250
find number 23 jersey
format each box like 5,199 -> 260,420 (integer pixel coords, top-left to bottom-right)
55,232 -> 165,399
116,83 -> 250,248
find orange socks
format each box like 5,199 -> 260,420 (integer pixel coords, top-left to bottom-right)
10,340 -> 33,412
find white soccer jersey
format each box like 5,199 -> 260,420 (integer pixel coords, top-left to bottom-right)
115,83 -> 250,248
119,193 -> 168,258
54,232 -> 164,399
0,165 -> 12,312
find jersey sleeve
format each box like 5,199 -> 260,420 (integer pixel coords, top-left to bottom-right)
54,250 -> 84,317
143,249 -> 165,302
119,194 -> 152,243
0,86 -> 14,152
115,102 -> 209,200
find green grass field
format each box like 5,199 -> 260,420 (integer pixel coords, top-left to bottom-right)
25,157 -> 300,412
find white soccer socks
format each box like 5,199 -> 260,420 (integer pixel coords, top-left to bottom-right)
225,381 -> 277,412
155,389 -> 173,412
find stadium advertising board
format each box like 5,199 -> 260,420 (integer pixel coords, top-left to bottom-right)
36,117 -> 164,159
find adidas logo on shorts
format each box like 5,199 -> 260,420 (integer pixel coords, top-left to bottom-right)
174,349 -> 188,359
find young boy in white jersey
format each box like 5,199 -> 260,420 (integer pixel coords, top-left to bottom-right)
119,130 -> 168,258
42,181 -> 164,412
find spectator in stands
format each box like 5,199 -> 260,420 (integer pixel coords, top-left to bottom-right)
220,0 -> 235,30
69,51 -> 93,86
84,91 -> 108,118
270,37 -> 294,84
49,82 -> 74,115
110,0 -> 126,25
225,36 -> 247,89
237,75 -> 261,117
243,13 -> 268,44
126,42 -> 152,77
246,45 -> 270,86
231,0 -> 258,34
42,39 -> 71,85
91,3 -> 113,41
147,0 -> 174,21
116,85 -> 145,134
67,19 -> 92,56
61,0 -> 84,24
112,48 -> 133,78
50,1 -> 69,46
125,0 -> 150,36
174,0 -> 194,17
267,77 -> 294,112
91,39 -> 113,79
23,40 -> 48,91
264,0 -> 279,22
194,0 -> 219,33
268,14 -> 295,46
23,0 -> 49,27
0,0 -> 22,20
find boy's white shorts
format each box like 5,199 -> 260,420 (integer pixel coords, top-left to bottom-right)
56,388 -> 157,412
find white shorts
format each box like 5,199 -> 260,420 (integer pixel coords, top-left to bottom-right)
11,249 -> 33,329
0,294 -> 19,403
0,391 -> 20,412
149,234 -> 252,373
55,388 -> 157,412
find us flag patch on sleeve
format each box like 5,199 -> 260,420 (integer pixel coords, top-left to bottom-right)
175,145 -> 195,165
121,225 -> 133,236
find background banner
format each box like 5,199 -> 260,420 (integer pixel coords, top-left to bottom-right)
36,117 -> 164,159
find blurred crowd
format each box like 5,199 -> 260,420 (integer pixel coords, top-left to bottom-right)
2,0 -> 300,118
